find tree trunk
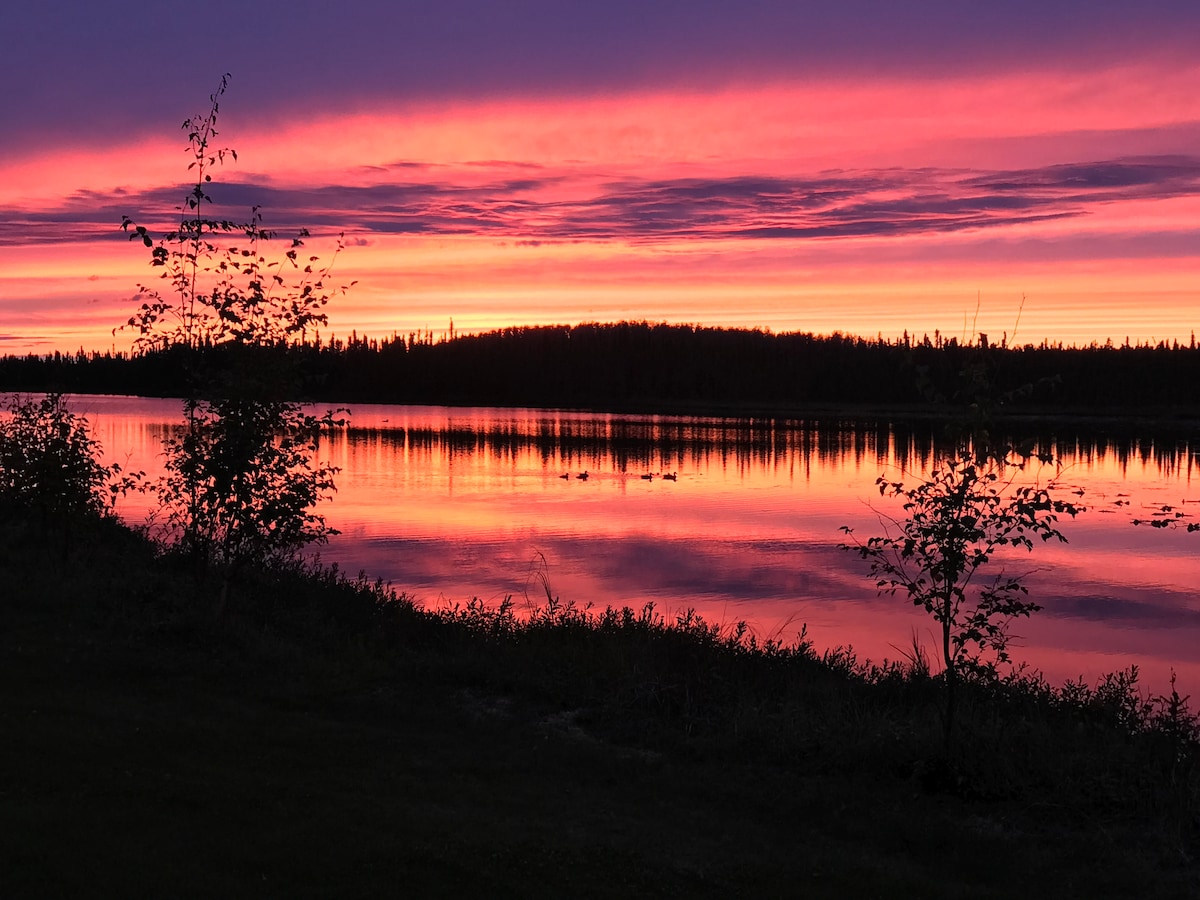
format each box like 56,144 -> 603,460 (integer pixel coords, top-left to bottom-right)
942,599 -> 957,755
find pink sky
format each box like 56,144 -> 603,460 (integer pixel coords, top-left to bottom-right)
2,9 -> 1199,353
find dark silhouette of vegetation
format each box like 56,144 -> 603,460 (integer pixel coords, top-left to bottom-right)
1134,506 -> 1200,532
4,324 -> 1200,416
117,75 -> 349,610
153,398 -> 341,584
842,330 -> 1084,755
842,455 -> 1080,752
0,393 -> 136,552
3,519 -> 1197,896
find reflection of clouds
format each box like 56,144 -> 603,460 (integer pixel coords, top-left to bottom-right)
331,529 -> 1199,633
575,535 -> 854,601
1026,574 -> 1200,628
330,531 -> 866,606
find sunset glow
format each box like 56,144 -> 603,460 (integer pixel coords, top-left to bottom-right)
3,5 -> 1199,353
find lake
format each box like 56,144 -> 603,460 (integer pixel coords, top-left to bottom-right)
71,394 -> 1200,693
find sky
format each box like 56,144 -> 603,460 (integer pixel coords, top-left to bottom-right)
3,1 -> 1199,353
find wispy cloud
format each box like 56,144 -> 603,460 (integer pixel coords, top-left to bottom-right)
7,155 -> 1199,248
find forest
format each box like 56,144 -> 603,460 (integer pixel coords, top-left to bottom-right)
2,321 -> 1199,416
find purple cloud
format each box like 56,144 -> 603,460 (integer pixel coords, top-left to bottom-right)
6,156 -> 1200,248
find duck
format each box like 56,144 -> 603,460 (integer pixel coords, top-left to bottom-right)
576,471 -> 589,480
641,472 -> 654,480
559,472 -> 570,480
662,471 -> 677,481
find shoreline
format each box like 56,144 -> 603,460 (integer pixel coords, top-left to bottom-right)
10,385 -> 1200,434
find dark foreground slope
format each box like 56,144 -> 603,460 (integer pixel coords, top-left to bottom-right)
3,520 -> 1197,899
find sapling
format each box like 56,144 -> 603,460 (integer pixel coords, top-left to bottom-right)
120,75 -> 352,611
842,449 -> 1080,752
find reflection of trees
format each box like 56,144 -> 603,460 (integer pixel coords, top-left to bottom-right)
336,416 -> 1193,480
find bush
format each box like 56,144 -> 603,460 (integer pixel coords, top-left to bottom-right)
120,75 -> 351,610
842,449 -> 1081,752
153,397 -> 341,573
0,393 -> 128,531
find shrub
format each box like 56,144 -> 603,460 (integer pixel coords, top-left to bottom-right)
0,393 -> 131,535
153,397 -> 341,573
842,449 -> 1081,752
120,75 -> 351,609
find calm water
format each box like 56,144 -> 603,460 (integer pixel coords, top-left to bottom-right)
72,394 -> 1200,693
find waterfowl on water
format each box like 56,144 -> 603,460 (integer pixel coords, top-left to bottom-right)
641,473 -> 654,480
662,472 -> 677,481
576,471 -> 589,480
559,472 -> 570,479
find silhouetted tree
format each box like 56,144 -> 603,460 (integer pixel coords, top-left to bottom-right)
120,75 -> 350,613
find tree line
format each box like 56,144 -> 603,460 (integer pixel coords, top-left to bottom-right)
3,322 -> 1200,414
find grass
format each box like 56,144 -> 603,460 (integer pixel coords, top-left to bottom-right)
2,516 -> 1198,898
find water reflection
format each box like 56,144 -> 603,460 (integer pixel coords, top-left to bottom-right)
68,395 -> 1199,692
339,406 -> 1200,481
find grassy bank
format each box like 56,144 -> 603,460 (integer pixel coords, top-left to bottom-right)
2,518 -> 1197,898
